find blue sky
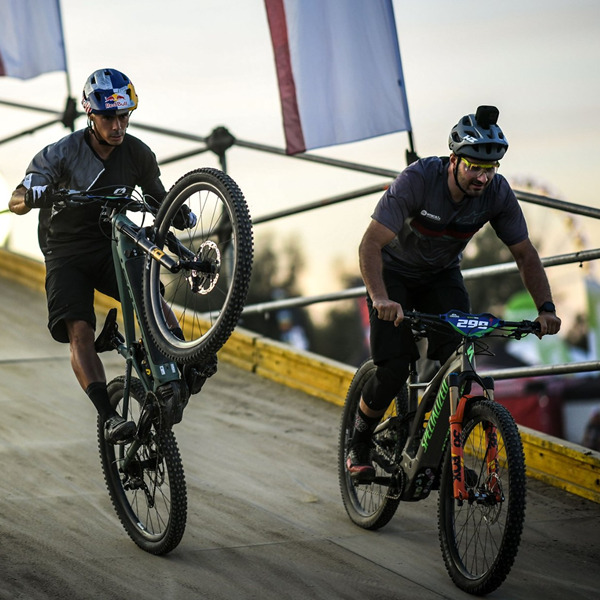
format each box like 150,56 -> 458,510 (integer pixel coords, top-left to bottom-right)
1,0 -> 599,321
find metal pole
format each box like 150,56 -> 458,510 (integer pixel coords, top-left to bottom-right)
0,99 -> 62,115
0,119 -> 63,145
132,122 -> 401,178
405,130 -> 419,165
241,248 -> 600,315
57,0 -> 71,96
252,183 -> 389,225
159,147 -> 210,166
515,190 -> 600,220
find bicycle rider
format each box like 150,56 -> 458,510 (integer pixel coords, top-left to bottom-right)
9,68 -> 203,444
346,105 -> 562,482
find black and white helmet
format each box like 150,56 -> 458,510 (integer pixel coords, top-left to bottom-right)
449,105 -> 508,161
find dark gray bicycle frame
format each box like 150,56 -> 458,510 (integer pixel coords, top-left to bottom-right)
379,338 -> 492,501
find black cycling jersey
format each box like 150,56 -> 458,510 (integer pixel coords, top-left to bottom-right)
22,128 -> 166,257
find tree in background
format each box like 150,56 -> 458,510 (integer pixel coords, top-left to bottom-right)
311,274 -> 370,366
241,232 -> 315,348
460,223 -> 525,313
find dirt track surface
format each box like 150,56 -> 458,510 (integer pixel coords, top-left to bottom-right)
1,277 -> 599,600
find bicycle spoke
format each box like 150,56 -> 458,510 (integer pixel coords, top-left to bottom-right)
142,169 -> 252,364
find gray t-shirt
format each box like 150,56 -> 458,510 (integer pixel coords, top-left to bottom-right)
372,156 -> 528,280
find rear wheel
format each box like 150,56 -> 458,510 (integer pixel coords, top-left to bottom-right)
98,376 -> 187,555
338,360 -> 406,530
143,168 -> 253,364
438,398 -> 526,595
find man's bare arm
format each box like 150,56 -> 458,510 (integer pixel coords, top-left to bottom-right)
508,237 -> 561,337
359,219 -> 404,326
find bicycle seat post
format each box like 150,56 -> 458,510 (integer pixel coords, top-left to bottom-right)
407,359 -> 419,413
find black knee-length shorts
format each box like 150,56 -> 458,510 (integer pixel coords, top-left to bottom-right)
368,267 -> 470,366
44,246 -> 120,343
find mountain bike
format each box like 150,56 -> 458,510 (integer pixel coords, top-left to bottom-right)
53,167 -> 253,555
338,310 -> 540,595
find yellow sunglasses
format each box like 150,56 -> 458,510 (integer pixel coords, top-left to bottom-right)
460,157 -> 499,177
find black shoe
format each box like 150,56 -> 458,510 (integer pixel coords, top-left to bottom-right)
104,414 -> 135,444
95,308 -> 124,353
346,442 -> 375,483
183,354 -> 218,395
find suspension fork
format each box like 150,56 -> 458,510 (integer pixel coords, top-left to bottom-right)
478,378 -> 502,500
448,373 -> 469,503
484,422 -> 502,501
449,377 -> 502,503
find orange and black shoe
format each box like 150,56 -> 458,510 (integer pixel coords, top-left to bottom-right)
346,442 -> 375,483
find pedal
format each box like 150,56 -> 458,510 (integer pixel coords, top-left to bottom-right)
183,354 -> 218,395
95,308 -> 125,353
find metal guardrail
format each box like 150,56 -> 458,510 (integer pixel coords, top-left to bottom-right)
242,247 -> 600,315
240,246 -> 600,385
1,105 -> 598,383
241,187 -> 600,386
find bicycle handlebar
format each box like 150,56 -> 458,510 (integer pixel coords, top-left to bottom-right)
51,189 -> 148,212
403,309 -> 540,339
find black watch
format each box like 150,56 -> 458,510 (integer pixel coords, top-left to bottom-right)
537,301 -> 556,314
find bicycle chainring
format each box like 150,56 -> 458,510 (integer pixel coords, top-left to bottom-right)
371,416 -> 410,499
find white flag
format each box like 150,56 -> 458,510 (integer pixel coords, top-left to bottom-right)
265,0 -> 411,155
0,0 -> 67,80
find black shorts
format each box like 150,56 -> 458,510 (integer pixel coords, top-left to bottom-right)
45,246 -> 120,343
368,267 -> 470,366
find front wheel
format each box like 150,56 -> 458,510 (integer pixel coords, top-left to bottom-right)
98,376 -> 188,555
143,168 -> 253,364
438,398 -> 526,595
338,359 -> 406,530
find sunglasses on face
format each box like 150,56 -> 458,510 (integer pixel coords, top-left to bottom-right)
460,157 -> 499,178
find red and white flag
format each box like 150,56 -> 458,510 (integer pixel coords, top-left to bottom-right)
0,0 -> 67,80
265,0 -> 412,155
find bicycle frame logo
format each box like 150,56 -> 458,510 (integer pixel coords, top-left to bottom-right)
421,379 -> 449,452
420,342 -> 474,454
467,344 -> 475,361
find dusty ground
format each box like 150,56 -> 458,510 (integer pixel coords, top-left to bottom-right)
0,277 -> 598,600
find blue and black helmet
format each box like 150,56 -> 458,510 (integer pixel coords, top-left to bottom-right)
81,68 -> 138,116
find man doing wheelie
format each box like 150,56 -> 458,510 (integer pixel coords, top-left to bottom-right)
9,68 -> 204,443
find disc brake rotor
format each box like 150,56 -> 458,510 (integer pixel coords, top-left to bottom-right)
187,240 -> 220,294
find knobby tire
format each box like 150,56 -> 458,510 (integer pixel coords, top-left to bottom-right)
338,359 -> 406,530
98,376 -> 188,555
438,398 -> 526,595
143,168 -> 253,364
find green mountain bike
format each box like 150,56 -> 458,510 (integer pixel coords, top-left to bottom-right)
53,167 -> 253,555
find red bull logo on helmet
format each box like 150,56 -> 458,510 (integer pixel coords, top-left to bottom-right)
103,86 -> 133,110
